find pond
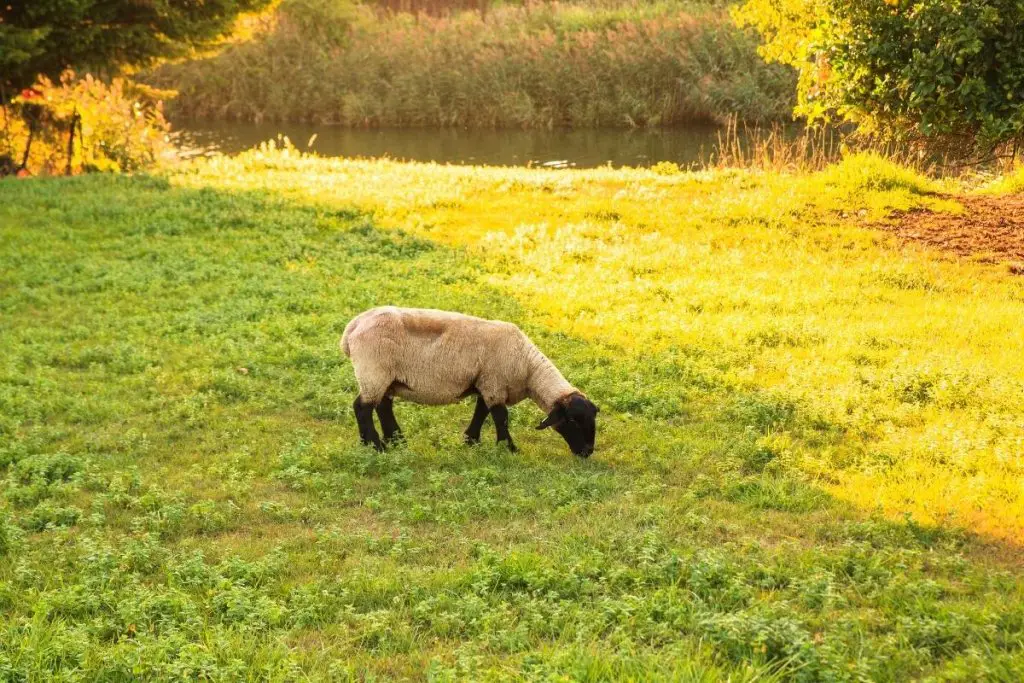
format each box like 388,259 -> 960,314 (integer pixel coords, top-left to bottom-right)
171,121 -> 801,169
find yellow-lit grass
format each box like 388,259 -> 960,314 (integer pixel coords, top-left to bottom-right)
176,147 -> 1024,543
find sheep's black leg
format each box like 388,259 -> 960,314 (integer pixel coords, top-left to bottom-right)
464,394 -> 490,445
353,395 -> 384,451
490,404 -> 517,452
376,397 -> 403,445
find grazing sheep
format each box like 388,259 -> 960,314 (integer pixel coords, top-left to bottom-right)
340,306 -> 599,456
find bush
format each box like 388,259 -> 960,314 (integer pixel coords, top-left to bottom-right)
735,0 -> 1024,157
0,73 -> 172,176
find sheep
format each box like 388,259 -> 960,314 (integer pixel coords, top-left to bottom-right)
340,306 -> 599,457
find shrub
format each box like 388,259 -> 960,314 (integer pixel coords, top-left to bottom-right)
735,0 -> 1024,157
0,73 -> 172,176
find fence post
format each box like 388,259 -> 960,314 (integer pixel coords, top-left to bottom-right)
66,107 -> 80,176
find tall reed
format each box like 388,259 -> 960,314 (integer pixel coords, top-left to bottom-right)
706,116 -> 843,172
148,1 -> 796,128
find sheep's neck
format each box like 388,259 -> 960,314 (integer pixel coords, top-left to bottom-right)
526,346 -> 574,414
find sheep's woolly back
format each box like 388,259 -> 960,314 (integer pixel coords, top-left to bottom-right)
340,315 -> 359,357
341,306 -> 575,413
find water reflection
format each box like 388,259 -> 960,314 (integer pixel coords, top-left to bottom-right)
172,121 -> 795,169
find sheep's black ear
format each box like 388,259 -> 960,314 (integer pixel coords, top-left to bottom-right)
535,407 -> 564,430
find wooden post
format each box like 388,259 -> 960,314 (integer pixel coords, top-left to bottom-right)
65,108 -> 80,176
19,125 -> 33,172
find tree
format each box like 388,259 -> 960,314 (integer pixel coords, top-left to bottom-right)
0,0 -> 273,101
734,0 -> 1024,156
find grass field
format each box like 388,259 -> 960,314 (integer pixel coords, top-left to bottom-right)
1,150 -> 1023,679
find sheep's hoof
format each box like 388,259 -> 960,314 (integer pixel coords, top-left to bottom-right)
463,432 -> 481,446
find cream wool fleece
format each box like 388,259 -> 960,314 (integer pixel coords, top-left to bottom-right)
341,306 -> 576,412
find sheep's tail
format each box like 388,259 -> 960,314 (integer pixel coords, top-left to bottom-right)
340,316 -> 359,357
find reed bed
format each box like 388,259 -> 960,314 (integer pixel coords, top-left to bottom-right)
149,1 -> 795,128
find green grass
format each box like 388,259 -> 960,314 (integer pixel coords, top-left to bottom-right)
1,156 -> 1023,680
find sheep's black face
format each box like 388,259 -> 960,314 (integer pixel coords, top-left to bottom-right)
536,393 -> 599,457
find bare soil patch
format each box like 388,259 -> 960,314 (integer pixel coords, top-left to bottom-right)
882,195 -> 1024,272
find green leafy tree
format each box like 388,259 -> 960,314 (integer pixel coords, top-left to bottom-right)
734,0 -> 1024,155
0,0 -> 273,100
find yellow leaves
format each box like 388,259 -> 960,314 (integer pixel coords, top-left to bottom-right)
732,0 -> 820,67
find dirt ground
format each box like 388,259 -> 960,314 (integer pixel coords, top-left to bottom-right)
881,195 -> 1024,273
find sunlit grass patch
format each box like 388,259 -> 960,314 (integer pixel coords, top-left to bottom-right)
978,163 -> 1024,195
176,147 -> 1024,544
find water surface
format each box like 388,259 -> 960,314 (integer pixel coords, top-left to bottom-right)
173,121 -> 771,169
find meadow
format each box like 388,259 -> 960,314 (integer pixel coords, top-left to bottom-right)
1,149 -> 1024,679
149,0 -> 795,128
